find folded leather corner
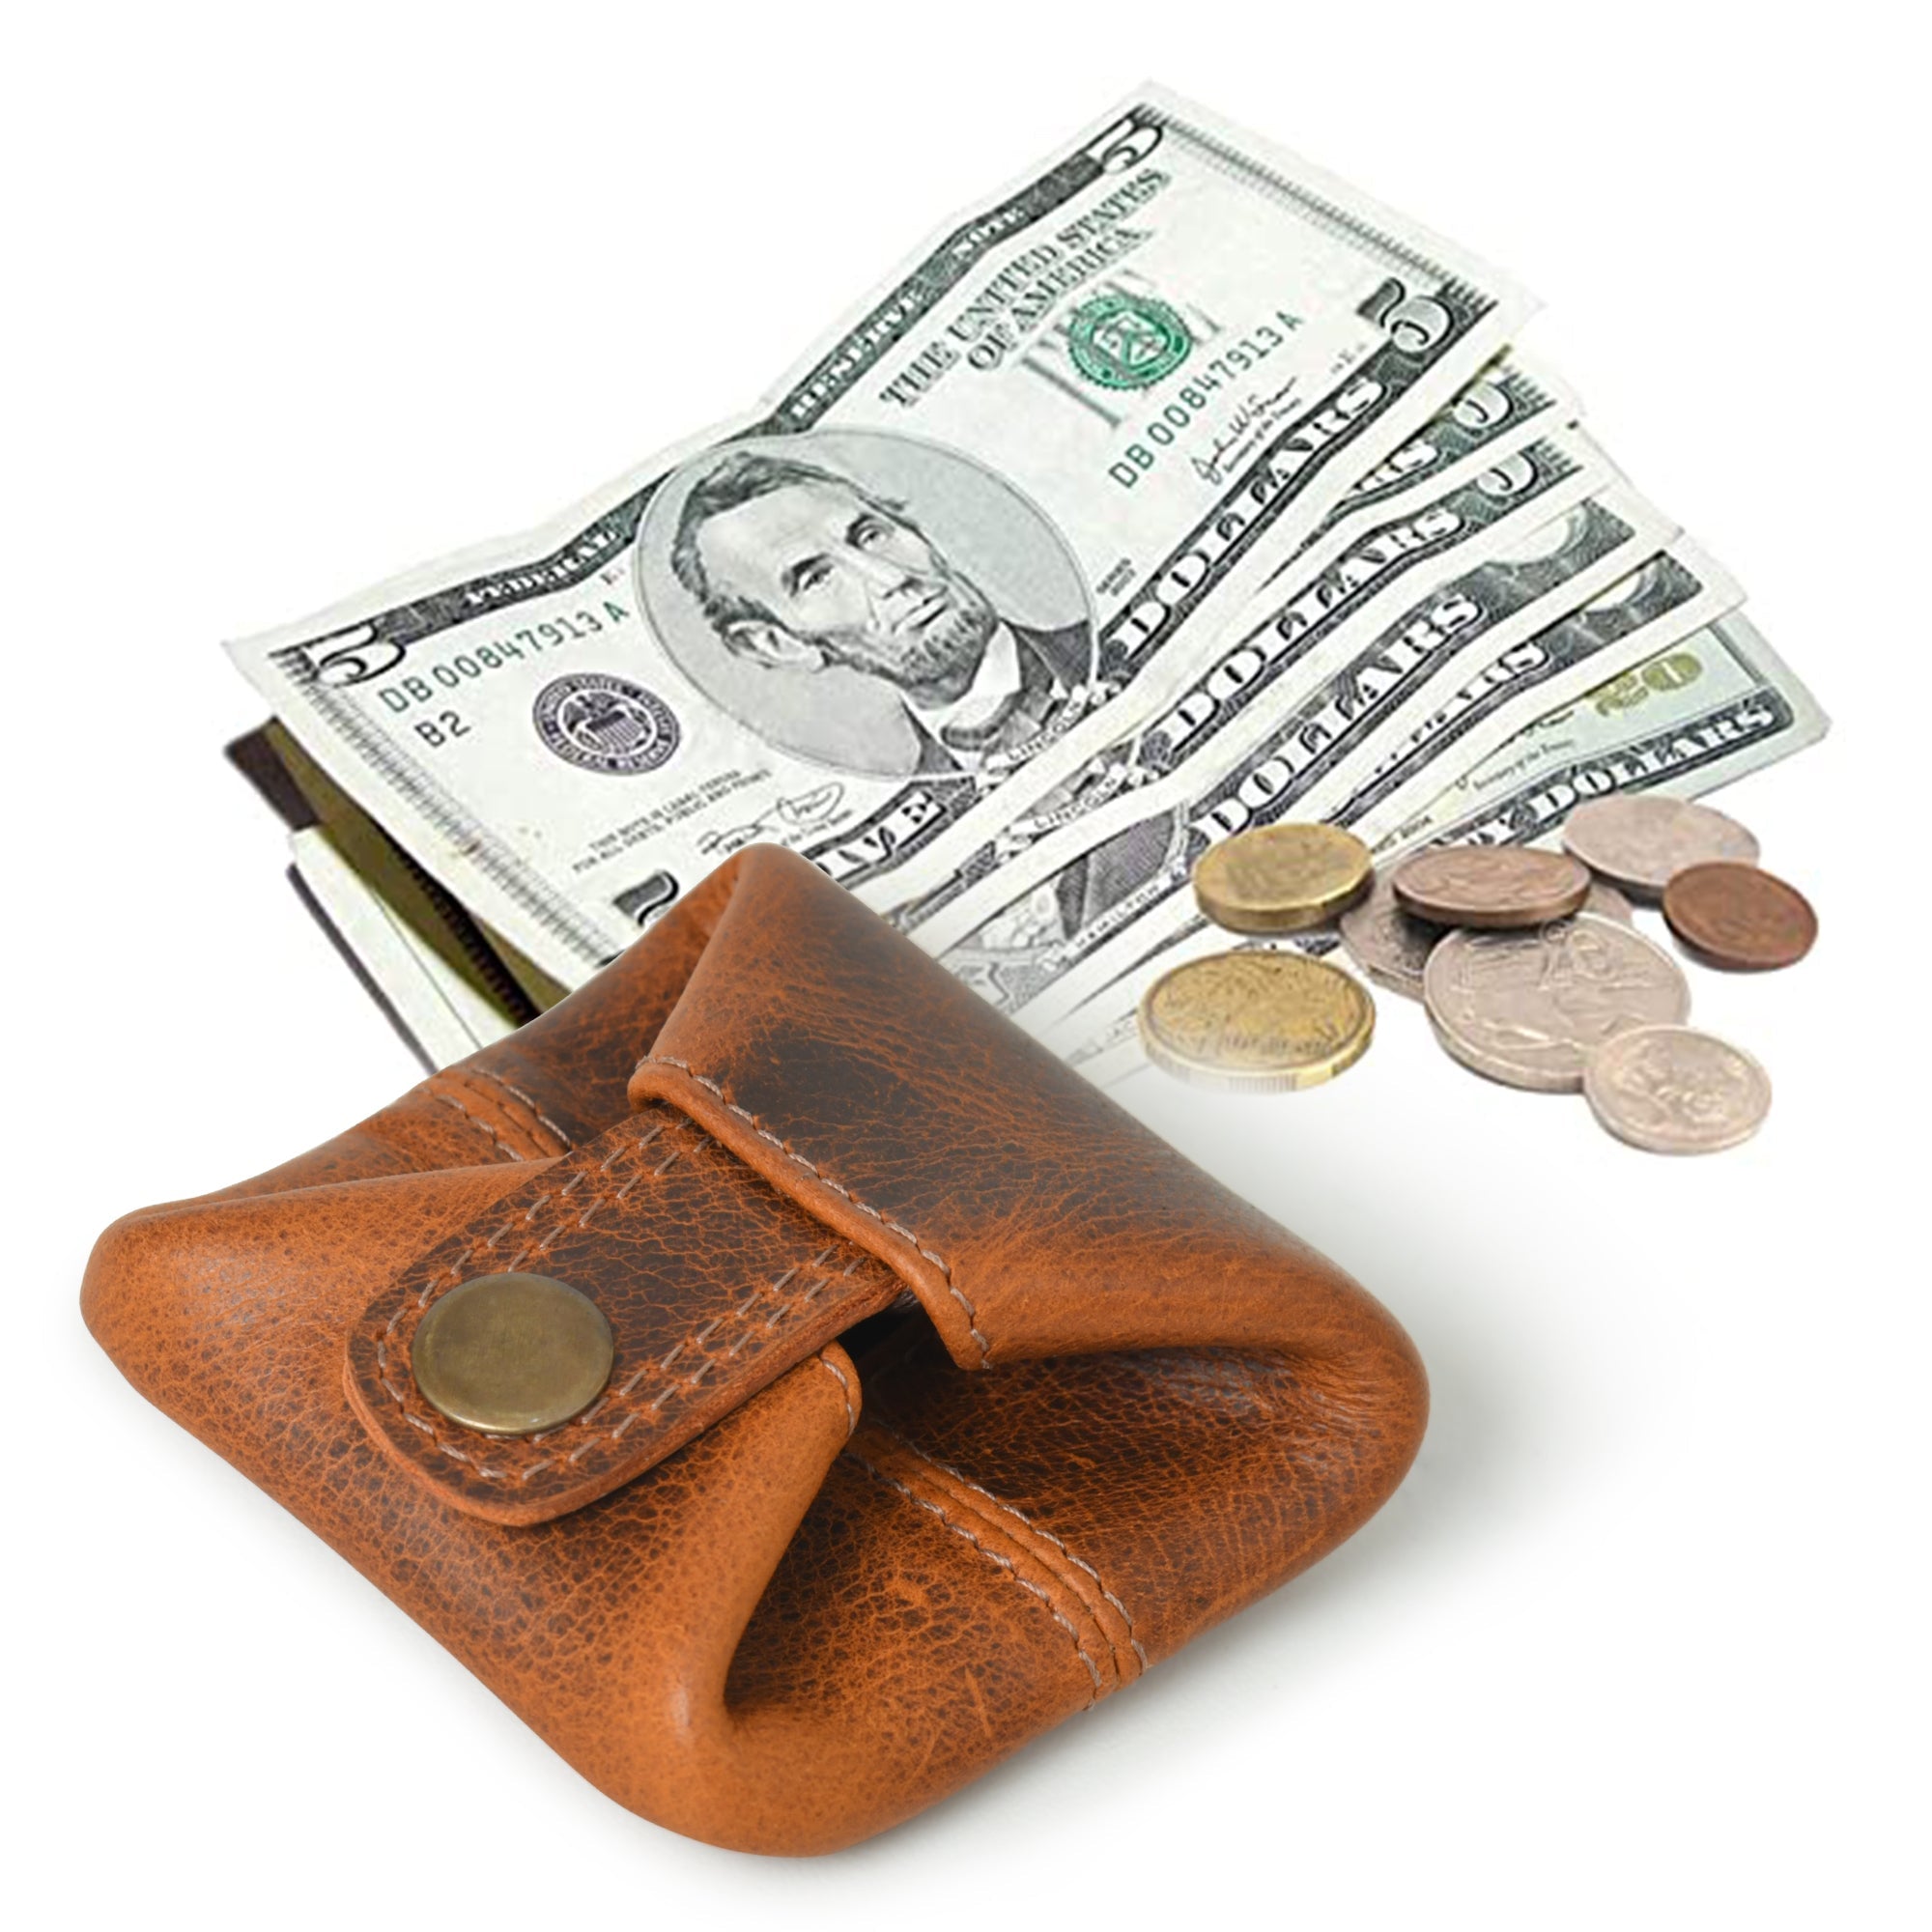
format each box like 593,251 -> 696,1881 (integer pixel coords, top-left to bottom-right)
82,1163 -> 540,1446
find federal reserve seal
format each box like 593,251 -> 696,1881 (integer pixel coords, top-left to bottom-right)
532,673 -> 680,775
1066,292 -> 1192,389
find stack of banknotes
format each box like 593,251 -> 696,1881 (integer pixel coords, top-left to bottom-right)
228,86 -> 1826,1081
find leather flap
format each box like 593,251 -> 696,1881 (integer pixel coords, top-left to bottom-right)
628,849 -> 1381,1376
344,844 -> 1385,1524
342,1099 -> 898,1525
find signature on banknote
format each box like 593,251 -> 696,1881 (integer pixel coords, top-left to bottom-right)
698,781 -> 849,858
1191,379 -> 1299,487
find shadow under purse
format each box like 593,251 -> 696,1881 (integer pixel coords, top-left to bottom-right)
83,844 -> 1426,1853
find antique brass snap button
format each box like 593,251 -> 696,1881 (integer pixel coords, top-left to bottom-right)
412,1272 -> 614,1436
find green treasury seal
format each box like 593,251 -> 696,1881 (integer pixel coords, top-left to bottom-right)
1066,292 -> 1192,389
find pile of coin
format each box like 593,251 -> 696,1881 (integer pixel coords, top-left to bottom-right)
1140,825 -> 1379,1092
1138,796 -> 1814,1154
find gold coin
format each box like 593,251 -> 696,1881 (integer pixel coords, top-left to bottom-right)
1137,950 -> 1375,1091
1192,823 -> 1374,934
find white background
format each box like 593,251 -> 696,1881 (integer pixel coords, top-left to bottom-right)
8,4 -> 1926,1925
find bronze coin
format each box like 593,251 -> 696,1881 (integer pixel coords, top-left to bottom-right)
1662,862 -> 1817,970
1391,845 -> 1592,929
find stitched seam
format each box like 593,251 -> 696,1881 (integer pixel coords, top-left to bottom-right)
851,1451 -> 1103,1700
384,1113 -> 675,1333
816,1354 -> 858,1436
465,1067 -> 574,1151
874,1426 -> 1150,1670
639,1053 -> 990,1365
370,1114 -> 880,1485
431,1090 -> 527,1164
379,1230 -> 866,1482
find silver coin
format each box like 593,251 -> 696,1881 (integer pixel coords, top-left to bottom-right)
1582,1024 -> 1771,1153
1338,873 -> 1442,1000
1560,794 -> 1759,897
1583,878 -> 1635,924
1422,915 -> 1691,1092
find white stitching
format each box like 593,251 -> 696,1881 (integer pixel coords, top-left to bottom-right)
816,1353 -> 858,1436
397,1161 -> 637,1356
432,1090 -> 526,1164
877,1428 -> 1151,1670
852,1454 -> 1102,1698
367,1108 -> 888,1489
466,1067 -> 574,1151
638,1054 -> 990,1363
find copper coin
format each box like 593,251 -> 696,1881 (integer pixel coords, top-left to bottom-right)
1345,862 -> 1633,999
1391,845 -> 1591,929
1662,862 -> 1817,970
1192,823 -> 1374,933
1560,794 -> 1759,897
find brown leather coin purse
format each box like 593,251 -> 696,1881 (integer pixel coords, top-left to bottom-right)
83,845 -> 1426,1854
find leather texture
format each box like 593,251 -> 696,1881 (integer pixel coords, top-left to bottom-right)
83,844 -> 1428,1854
345,1098 -> 902,1524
